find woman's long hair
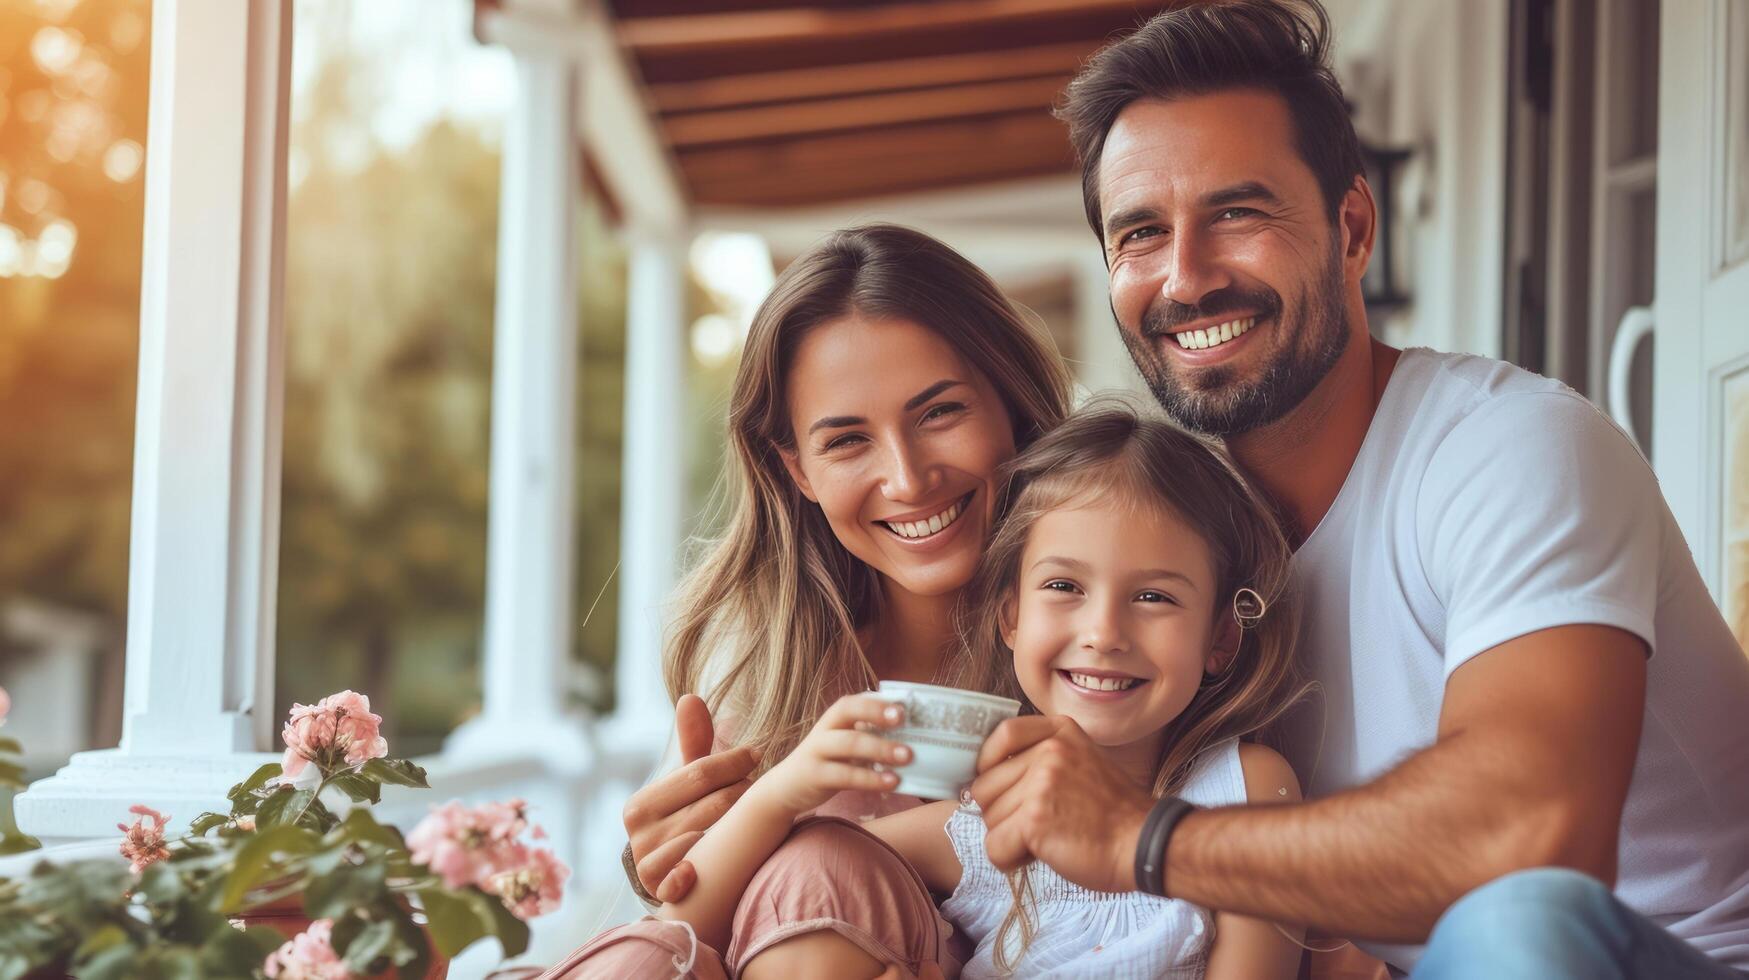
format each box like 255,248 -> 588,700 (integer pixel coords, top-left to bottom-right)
947,401 -> 1309,972
664,224 -> 1074,769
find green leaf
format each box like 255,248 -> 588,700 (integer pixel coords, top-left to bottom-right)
479,886 -> 531,958
71,924 -> 130,962
227,762 -> 283,803
0,760 -> 24,790
362,758 -> 429,788
304,861 -> 387,920
186,812 -> 229,837
327,770 -> 382,805
198,922 -> 284,977
338,807 -> 405,850
256,786 -> 313,829
220,824 -> 319,911
415,887 -> 489,958
71,940 -> 140,980
339,918 -> 398,973
0,735 -> 22,754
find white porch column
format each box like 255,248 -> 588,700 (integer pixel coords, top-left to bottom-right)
15,0 -> 289,844
1073,251 -> 1146,397
443,45 -> 593,774
604,234 -> 688,746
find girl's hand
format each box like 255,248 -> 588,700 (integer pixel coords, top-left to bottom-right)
750,694 -> 913,818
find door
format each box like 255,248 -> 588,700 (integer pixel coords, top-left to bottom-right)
1653,1 -> 1749,652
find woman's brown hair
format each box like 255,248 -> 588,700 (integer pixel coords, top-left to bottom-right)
947,400 -> 1309,970
664,224 -> 1074,769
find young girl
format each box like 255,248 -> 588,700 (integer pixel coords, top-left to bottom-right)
658,404 -> 1309,979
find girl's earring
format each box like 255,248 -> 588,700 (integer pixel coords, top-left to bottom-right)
1233,588 -> 1268,631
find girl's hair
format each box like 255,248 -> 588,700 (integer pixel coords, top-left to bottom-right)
947,401 -> 1309,971
664,224 -> 1074,769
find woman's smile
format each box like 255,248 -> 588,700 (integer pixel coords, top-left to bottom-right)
875,491 -> 975,546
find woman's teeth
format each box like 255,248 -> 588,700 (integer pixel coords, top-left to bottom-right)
1173,316 -> 1255,350
883,498 -> 964,540
1066,671 -> 1140,692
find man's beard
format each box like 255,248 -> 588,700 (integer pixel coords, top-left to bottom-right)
1121,249 -> 1350,437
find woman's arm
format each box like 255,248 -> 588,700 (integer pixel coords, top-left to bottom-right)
655,694 -> 913,952
622,694 -> 761,904
864,800 -> 962,894
1202,743 -> 1305,980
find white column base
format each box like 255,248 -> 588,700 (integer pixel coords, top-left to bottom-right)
441,713 -> 596,779
14,748 -> 278,847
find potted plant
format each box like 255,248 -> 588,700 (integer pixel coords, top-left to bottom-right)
0,689 -> 568,979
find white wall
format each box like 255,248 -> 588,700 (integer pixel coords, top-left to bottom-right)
1343,0 -> 1510,357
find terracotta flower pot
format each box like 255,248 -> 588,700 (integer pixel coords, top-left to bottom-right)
232,894 -> 450,980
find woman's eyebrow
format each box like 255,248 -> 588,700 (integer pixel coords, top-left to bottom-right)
904,379 -> 964,410
808,380 -> 966,435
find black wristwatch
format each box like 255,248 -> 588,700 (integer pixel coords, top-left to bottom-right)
1134,796 -> 1196,897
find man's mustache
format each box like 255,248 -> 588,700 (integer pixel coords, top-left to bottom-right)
1141,287 -> 1282,338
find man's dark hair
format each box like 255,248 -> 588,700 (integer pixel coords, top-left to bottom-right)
1057,0 -> 1364,236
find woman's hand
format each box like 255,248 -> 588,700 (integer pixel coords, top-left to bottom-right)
747,693 -> 913,819
623,694 -> 762,902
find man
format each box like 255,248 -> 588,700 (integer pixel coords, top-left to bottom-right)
970,1 -> 1749,976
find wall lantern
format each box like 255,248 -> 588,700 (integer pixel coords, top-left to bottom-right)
1360,142 -> 1414,313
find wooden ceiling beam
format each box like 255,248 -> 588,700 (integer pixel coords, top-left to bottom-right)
686,148 -> 1072,208
645,41 -> 1092,113
664,76 -> 1070,148
674,110 -> 1072,181
617,0 -> 1174,55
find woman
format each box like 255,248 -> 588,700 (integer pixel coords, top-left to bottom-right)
546,224 -> 1073,978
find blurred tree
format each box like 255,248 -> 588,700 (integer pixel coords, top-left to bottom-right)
277,15 -> 629,754
0,0 -> 151,629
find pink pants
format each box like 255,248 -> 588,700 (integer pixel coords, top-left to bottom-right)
542,817 -> 961,979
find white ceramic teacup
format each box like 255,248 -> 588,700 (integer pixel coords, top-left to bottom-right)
876,680 -> 1021,800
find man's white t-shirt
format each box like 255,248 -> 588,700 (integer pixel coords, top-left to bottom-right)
1283,348 -> 1749,971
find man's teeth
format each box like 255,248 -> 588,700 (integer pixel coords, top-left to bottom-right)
1173,316 -> 1256,350
1067,672 -> 1140,692
884,499 -> 964,540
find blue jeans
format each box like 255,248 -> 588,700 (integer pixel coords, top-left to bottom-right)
1414,868 -> 1745,979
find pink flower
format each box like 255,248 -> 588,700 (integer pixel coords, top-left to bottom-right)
280,690 -> 388,781
406,798 -> 531,890
263,918 -> 352,979
483,844 -> 570,920
0,685 -> 9,726
117,804 -> 170,874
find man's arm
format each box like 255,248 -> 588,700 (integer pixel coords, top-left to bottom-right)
974,623 -> 1646,942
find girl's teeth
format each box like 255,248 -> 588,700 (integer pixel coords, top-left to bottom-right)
1067,672 -> 1139,692
887,500 -> 962,539
1174,316 -> 1255,350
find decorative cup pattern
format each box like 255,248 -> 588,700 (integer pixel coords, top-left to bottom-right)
899,695 -> 1009,739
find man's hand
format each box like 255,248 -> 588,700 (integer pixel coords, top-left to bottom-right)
970,715 -> 1154,893
622,694 -> 761,902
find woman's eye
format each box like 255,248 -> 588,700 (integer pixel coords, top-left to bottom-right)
1136,590 -> 1175,604
921,402 -> 966,423
822,433 -> 866,452
1042,580 -> 1081,594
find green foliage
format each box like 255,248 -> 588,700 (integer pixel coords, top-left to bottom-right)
1,752 -> 530,978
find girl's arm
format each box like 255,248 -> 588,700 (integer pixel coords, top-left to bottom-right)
654,694 -> 913,952
864,800 -> 962,894
1203,743 -> 1306,980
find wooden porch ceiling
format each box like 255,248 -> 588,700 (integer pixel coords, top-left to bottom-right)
603,0 -> 1179,209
